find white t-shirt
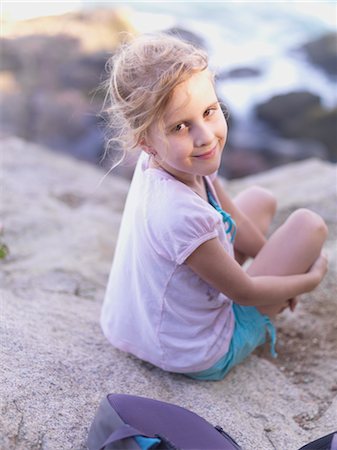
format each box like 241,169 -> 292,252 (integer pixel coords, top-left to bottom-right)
101,152 -> 235,372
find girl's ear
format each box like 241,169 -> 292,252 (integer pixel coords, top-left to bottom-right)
139,138 -> 157,157
138,137 -> 149,152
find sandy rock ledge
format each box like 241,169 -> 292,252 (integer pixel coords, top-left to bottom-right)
1,136 -> 336,450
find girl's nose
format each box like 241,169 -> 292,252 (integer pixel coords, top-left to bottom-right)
193,123 -> 214,148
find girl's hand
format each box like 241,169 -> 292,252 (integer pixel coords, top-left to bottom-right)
278,297 -> 297,314
288,297 -> 298,312
285,254 -> 327,313
308,253 -> 328,286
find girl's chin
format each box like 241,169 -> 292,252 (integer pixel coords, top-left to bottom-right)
200,155 -> 222,174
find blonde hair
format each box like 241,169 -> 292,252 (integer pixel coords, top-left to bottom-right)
102,32 -> 208,167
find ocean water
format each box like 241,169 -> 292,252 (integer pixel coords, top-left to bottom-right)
6,1 -> 335,155
83,1 -> 337,119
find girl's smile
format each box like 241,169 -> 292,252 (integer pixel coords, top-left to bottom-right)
144,69 -> 228,189
193,144 -> 217,159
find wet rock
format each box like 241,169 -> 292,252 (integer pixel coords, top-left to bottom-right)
255,91 -> 322,127
58,52 -> 110,92
281,107 -> 337,162
2,8 -> 135,53
268,137 -> 328,162
217,66 -> 262,81
0,9 -> 134,163
0,87 -> 104,162
164,27 -> 206,49
300,32 -> 337,76
255,92 -> 336,162
0,38 -> 23,72
220,147 -> 270,179
5,34 -> 81,88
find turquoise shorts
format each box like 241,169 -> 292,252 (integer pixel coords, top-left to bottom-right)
184,303 -> 277,381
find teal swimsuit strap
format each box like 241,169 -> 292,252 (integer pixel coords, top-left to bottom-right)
205,179 -> 237,243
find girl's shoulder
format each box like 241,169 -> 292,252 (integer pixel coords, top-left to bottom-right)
133,152 -> 222,232
144,167 -> 203,212
130,154 -> 223,263
145,172 -> 220,235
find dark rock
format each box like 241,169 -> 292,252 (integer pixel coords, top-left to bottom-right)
2,8 -> 135,54
255,92 -> 336,162
0,90 -> 32,139
0,9 -> 136,166
219,147 -> 270,179
263,138 -> 328,162
58,52 -> 110,92
300,32 -> 337,76
217,66 -> 262,81
255,91 -> 322,127
29,89 -> 103,159
6,35 -> 81,88
283,107 -> 337,162
0,31 -> 108,161
0,38 -> 23,72
164,27 -> 206,49
0,87 -> 104,162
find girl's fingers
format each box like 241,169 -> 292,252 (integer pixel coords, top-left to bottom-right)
288,297 -> 298,312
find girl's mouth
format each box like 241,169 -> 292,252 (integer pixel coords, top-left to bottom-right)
194,145 -> 217,159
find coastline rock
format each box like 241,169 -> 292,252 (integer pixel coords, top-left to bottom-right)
0,38 -> 23,72
217,66 -> 262,81
255,91 -> 322,127
300,32 -> 337,76
0,9 -> 136,164
220,138 -> 328,180
255,92 -> 336,161
261,137 -> 328,163
1,10 -> 336,178
1,136 -> 336,450
164,27 -> 206,49
220,147 -> 269,179
1,8 -> 136,53
58,52 -> 109,92
0,87 -> 104,162
281,107 -> 337,162
0,34 -> 81,84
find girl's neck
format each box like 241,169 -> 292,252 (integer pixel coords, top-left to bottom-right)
148,156 -> 207,200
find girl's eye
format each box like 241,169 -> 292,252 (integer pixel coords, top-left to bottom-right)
173,123 -> 187,133
204,107 -> 217,118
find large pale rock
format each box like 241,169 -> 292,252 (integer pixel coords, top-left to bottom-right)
1,137 -> 336,450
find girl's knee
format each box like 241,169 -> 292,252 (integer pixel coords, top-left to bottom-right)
248,185 -> 277,214
288,208 -> 328,240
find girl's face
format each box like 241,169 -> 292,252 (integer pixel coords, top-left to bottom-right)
145,69 -> 227,187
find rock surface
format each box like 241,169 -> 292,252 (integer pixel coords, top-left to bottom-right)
255,92 -> 337,162
0,8 -> 135,166
300,32 -> 337,76
1,136 -> 336,450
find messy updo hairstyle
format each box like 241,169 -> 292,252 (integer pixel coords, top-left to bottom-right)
102,32 -> 208,168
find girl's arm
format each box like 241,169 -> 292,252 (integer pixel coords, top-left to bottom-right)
212,177 -> 266,258
185,237 -> 325,307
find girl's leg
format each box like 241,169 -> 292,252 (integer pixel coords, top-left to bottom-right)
233,186 -> 277,264
247,208 -> 328,317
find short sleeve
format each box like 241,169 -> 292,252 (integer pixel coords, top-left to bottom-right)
145,178 -> 221,264
173,211 -> 219,264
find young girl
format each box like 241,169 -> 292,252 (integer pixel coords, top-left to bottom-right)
100,33 -> 328,380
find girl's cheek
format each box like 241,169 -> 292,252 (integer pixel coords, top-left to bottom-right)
219,118 -> 228,137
